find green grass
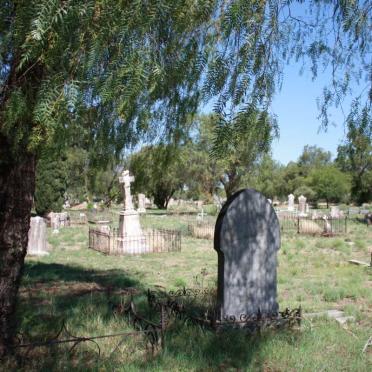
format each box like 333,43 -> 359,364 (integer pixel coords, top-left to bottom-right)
7,216 -> 372,371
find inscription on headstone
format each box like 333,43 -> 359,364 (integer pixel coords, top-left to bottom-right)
214,189 -> 280,319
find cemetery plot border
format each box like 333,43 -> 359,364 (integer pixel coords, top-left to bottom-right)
187,216 -> 348,240
147,288 -> 302,332
88,227 -> 181,255
188,223 -> 215,239
12,287 -> 302,364
12,294 -> 166,361
278,216 -> 348,235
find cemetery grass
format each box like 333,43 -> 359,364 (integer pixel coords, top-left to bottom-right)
6,215 -> 372,371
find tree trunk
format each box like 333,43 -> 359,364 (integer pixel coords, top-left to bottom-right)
0,134 -> 35,356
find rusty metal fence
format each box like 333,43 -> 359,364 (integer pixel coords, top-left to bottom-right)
279,216 -> 347,235
186,215 -> 348,240
12,286 -> 301,364
88,227 -> 181,255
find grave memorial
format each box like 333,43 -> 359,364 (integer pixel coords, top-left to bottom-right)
330,206 -> 340,219
138,193 -> 146,214
287,194 -> 295,211
27,216 -> 49,256
118,170 -> 147,253
214,188 -> 280,320
298,195 -> 307,216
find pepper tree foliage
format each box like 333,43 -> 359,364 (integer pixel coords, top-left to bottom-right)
206,0 -> 371,156
130,144 -> 186,209
188,113 -> 277,198
336,103 -> 372,203
0,1 -> 370,166
0,0 -> 214,163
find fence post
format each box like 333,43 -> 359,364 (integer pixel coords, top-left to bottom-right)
297,216 -> 300,234
160,304 -> 166,349
345,216 -> 347,234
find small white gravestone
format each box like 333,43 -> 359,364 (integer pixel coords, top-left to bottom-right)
49,212 -> 70,231
27,217 -> 49,256
330,206 -> 340,219
118,170 -> 148,254
298,195 -> 307,216
138,193 -> 146,214
145,197 -> 152,208
79,212 -> 87,223
196,207 -> 207,222
214,189 -> 280,319
213,194 -> 223,210
288,194 -> 295,211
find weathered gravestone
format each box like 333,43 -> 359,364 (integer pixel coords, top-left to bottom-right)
138,193 -> 146,214
49,212 -> 70,229
330,206 -> 340,219
214,189 -> 280,319
287,194 -> 295,211
27,216 -> 49,256
298,195 -> 307,216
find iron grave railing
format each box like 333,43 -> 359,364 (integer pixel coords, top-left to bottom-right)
88,227 -> 181,255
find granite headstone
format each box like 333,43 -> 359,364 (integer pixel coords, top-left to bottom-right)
214,189 -> 280,319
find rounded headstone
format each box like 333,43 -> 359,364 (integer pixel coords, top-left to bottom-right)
214,189 -> 280,319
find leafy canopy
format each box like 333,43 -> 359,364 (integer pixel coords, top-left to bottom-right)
1,1 -> 370,163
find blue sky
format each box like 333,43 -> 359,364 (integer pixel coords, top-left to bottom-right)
271,62 -> 349,165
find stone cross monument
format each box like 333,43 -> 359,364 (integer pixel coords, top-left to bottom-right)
118,170 -> 148,253
119,170 -> 135,211
214,189 -> 280,320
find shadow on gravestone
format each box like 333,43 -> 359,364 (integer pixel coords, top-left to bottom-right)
214,189 -> 280,320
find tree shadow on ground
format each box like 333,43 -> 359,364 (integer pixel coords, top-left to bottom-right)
23,261 -> 137,289
17,262 -> 141,343
13,262 -> 284,371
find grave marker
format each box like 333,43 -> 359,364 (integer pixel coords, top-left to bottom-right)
287,194 -> 295,211
27,216 -> 49,256
298,195 -> 307,216
118,170 -> 147,253
214,189 -> 280,319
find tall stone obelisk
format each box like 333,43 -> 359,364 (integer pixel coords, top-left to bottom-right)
118,170 -> 148,253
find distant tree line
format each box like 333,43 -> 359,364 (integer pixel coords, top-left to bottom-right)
36,111 -> 370,212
